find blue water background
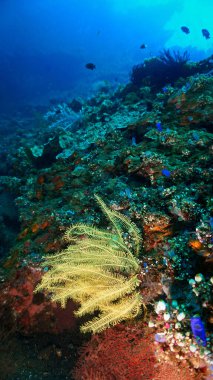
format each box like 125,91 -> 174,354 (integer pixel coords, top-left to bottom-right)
0,0 -> 212,114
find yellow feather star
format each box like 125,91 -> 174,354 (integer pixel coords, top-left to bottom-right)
35,195 -> 145,333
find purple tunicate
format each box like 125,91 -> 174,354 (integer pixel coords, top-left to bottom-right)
190,317 -> 207,346
209,217 -> 213,231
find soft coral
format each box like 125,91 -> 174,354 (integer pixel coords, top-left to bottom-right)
73,323 -> 156,380
73,322 -> 203,380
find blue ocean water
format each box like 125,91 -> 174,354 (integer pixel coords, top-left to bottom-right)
0,0 -> 212,114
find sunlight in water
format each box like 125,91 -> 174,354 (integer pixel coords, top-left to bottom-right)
112,0 -> 173,12
164,0 -> 213,51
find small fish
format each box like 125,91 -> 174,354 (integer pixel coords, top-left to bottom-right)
156,121 -> 163,132
162,86 -> 169,93
162,168 -> 171,177
181,26 -> 190,34
131,136 -> 137,146
190,317 -> 207,346
124,188 -> 132,198
140,43 -> 147,49
202,29 -> 210,39
85,63 -> 96,70
143,262 -> 148,273
192,131 -> 199,141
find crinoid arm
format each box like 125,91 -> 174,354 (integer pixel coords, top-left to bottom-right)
75,275 -> 141,317
35,195 -> 144,334
80,293 -> 144,334
95,194 -> 142,255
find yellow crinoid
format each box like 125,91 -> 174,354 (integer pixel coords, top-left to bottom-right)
35,195 -> 145,334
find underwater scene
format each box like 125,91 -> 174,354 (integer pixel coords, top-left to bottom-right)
0,0 -> 213,379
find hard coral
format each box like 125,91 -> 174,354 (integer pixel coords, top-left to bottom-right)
167,73 -> 213,128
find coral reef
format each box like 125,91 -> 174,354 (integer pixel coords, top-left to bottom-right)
0,53 -> 212,378
130,50 -> 213,89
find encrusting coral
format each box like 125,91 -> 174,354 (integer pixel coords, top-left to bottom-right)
35,195 -> 145,333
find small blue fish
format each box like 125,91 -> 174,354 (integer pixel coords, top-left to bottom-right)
131,136 -> 137,146
190,317 -> 207,346
209,217 -> 213,231
143,262 -> 148,272
66,210 -> 75,216
156,122 -> 163,132
162,168 -> 171,177
167,250 -> 175,258
162,87 -> 169,93
124,188 -> 132,198
192,132 -> 199,141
